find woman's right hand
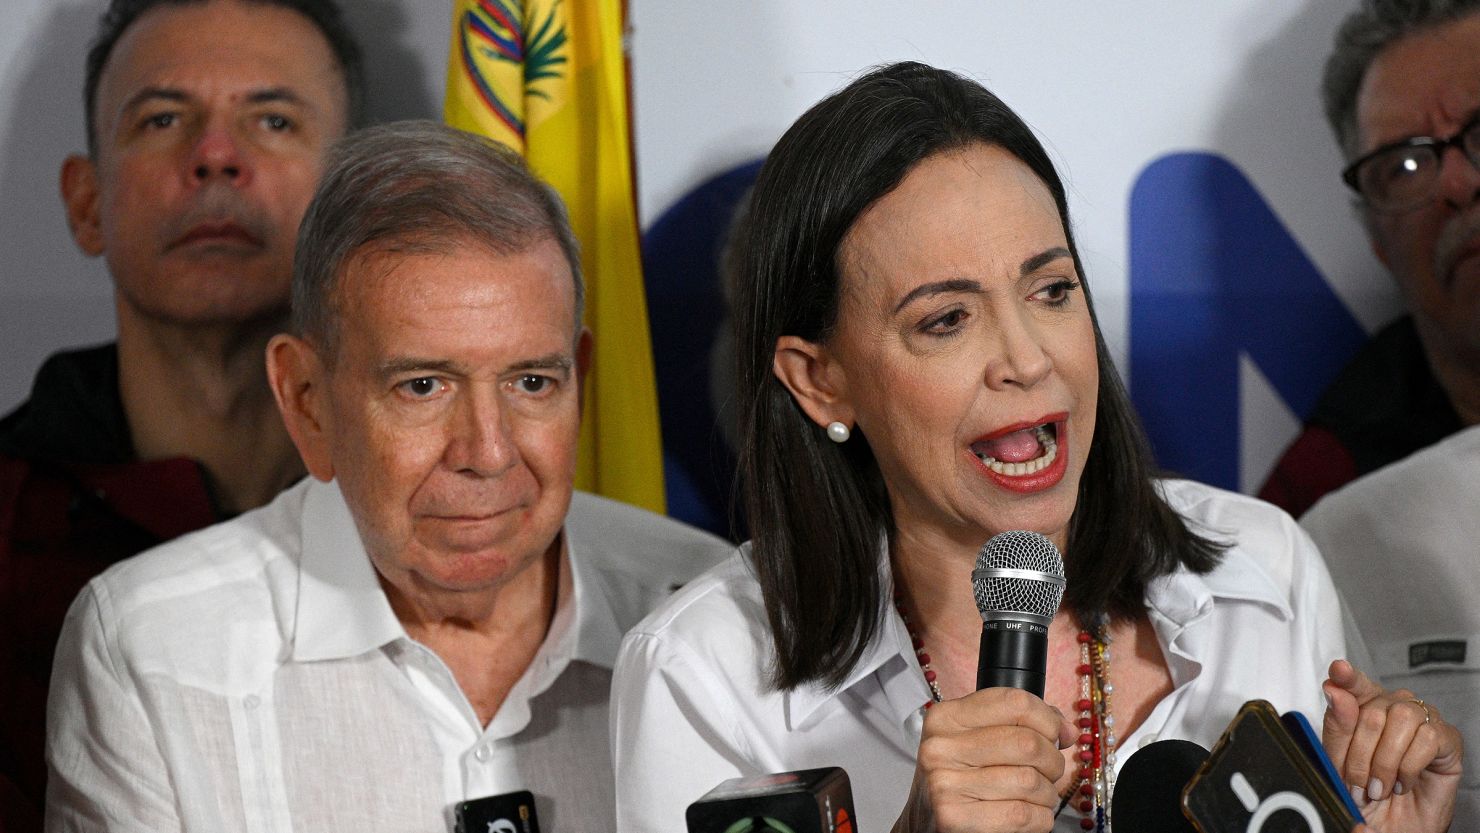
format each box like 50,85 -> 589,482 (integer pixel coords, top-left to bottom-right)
893,687 -> 1078,833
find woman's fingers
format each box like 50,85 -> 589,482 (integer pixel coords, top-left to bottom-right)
924,690 -> 1069,781
909,688 -> 1076,832
1322,659 -> 1399,784
1322,657 -> 1465,823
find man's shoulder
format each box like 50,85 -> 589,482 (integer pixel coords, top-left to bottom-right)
1302,424 -> 1480,550
1310,316 -> 1459,445
84,479 -> 311,641
565,491 -> 734,586
0,343 -> 128,463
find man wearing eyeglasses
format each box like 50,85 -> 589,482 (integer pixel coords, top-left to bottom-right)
1276,1 -> 1480,821
1259,0 -> 1480,518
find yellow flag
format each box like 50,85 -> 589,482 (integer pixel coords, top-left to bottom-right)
445,0 -> 665,513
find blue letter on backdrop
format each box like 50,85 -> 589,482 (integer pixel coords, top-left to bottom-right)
1128,152 -> 1365,490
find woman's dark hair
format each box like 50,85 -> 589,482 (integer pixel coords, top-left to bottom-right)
733,61 -> 1225,692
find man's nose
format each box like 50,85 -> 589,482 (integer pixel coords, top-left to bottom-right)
1436,143 -> 1480,209
447,393 -> 519,478
188,120 -> 250,186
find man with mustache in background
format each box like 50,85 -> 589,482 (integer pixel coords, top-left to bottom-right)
1260,0 -> 1480,518
1267,0 -> 1480,821
0,2 -> 361,828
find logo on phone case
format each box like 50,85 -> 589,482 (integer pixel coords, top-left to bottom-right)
1229,771 -> 1324,832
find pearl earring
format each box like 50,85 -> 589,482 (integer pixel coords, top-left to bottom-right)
826,421 -> 851,443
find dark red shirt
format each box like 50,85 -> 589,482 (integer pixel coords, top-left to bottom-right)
1259,317 -> 1463,518
0,344 -> 221,833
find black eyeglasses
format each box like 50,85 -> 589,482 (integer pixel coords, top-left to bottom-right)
1341,111 -> 1480,212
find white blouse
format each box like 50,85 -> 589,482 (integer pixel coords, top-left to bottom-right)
611,479 -> 1361,833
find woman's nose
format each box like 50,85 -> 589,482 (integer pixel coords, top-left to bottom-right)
982,310 -> 1052,390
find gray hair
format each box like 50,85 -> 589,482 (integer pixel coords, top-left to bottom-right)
1323,0 -> 1480,159
291,119 -> 583,353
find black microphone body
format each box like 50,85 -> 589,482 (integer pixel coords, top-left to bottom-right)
971,531 -> 1066,698
976,619 -> 1050,695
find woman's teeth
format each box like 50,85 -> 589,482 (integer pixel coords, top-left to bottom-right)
975,425 -> 1057,476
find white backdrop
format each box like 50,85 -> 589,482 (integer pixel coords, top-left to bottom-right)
0,0 -> 1400,493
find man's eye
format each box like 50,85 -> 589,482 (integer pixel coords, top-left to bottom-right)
143,113 -> 177,129
260,114 -> 292,132
516,375 -> 552,394
399,377 -> 443,398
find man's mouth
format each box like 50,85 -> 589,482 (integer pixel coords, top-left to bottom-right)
171,221 -> 262,249
971,422 -> 1059,477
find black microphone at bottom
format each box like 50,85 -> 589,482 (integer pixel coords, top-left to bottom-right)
1111,740 -> 1209,832
685,768 -> 856,833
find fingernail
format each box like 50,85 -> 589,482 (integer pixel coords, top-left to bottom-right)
1368,777 -> 1384,801
1350,784 -> 1366,804
1324,689 -> 1334,709
1393,780 -> 1406,796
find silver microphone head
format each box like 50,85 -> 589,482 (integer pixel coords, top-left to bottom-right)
971,530 -> 1066,628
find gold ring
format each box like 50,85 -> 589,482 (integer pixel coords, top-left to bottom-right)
1408,698 -> 1433,725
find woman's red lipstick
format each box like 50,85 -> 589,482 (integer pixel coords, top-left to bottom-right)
969,414 -> 1069,494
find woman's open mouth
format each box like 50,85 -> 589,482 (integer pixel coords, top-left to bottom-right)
971,422 -> 1058,476
968,416 -> 1069,493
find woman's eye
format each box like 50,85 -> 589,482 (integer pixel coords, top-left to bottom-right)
923,308 -> 968,334
1037,279 -> 1082,306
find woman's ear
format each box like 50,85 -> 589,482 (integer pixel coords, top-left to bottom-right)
772,335 -> 854,432
266,334 -> 335,482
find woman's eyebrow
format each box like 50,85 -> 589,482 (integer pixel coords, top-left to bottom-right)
1020,246 -> 1072,275
891,279 -> 983,314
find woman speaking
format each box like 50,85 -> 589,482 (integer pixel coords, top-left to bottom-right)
611,62 -> 1461,833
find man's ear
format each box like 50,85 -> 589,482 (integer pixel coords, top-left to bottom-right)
574,327 -> 593,412
1370,236 -> 1393,272
575,327 -> 593,382
60,155 -> 104,257
266,334 -> 335,482
772,335 -> 854,432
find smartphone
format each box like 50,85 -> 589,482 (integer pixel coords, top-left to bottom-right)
1182,699 -> 1361,832
1280,710 -> 1366,821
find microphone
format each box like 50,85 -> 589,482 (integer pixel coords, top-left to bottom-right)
971,530 -> 1066,696
1110,739 -> 1209,832
685,767 -> 856,833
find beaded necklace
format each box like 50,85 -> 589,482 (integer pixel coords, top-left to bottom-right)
895,601 -> 1117,832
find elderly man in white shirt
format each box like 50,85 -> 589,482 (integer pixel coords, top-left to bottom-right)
44,120 -> 732,833
1301,423 -> 1480,823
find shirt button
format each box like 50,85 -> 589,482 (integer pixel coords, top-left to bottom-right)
1138,733 -> 1158,748
244,695 -> 260,710
474,745 -> 491,762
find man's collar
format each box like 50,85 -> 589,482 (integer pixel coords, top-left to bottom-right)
292,478 -> 405,662
290,481 -> 625,669
557,507 -> 628,670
